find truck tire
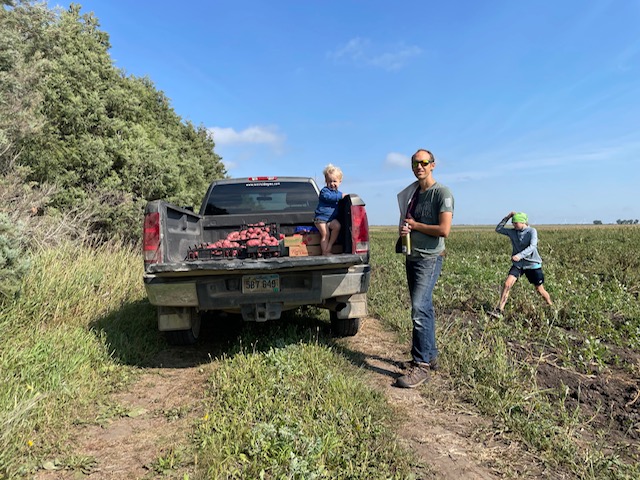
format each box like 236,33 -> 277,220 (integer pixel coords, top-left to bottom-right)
330,312 -> 360,337
165,309 -> 202,346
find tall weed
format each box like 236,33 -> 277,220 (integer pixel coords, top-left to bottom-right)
0,241 -> 153,477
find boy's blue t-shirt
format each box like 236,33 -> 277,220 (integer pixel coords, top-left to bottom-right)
315,187 -> 342,222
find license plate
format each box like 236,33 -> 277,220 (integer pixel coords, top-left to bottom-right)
242,274 -> 280,293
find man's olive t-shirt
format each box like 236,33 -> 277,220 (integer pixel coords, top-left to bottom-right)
410,182 -> 454,258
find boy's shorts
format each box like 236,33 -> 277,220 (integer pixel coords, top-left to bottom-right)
508,266 -> 545,286
314,213 -> 338,224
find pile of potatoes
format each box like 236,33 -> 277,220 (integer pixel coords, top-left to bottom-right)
189,222 -> 285,259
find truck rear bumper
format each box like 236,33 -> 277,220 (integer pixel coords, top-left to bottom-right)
144,264 -> 370,314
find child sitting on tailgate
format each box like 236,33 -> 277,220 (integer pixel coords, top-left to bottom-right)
314,164 -> 346,255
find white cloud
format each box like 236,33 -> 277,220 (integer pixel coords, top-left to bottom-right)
330,37 -> 369,62
385,152 -> 409,167
328,37 -> 422,71
221,159 -> 237,170
369,45 -> 423,71
208,125 -> 285,147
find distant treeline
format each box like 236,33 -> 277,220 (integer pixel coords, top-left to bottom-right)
593,220 -> 639,225
0,0 -> 226,243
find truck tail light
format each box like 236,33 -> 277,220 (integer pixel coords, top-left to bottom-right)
350,205 -> 369,254
143,212 -> 162,264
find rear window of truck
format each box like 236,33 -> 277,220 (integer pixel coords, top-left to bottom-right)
203,181 -> 319,215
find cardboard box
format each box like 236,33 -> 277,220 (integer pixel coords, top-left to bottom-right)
303,232 -> 321,246
284,234 -> 304,246
288,244 -> 322,256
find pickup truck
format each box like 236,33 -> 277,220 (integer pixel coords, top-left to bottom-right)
142,176 -> 370,345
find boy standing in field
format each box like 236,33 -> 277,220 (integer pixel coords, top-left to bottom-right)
490,211 -> 553,318
314,164 -> 346,256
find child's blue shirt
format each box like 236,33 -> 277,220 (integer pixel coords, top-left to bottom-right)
314,187 -> 342,222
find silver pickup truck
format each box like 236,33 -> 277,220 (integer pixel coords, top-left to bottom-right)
143,176 -> 370,345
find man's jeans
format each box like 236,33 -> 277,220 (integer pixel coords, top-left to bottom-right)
406,255 -> 444,364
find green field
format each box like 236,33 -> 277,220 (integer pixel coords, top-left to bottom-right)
369,224 -> 640,478
1,226 -> 639,479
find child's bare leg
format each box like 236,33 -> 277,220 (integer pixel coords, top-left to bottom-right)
325,220 -> 341,255
316,222 -> 329,255
536,284 -> 553,305
498,275 -> 517,311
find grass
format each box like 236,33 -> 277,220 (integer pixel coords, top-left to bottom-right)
0,242 -> 155,478
0,242 -> 416,479
2,225 -> 639,478
369,225 -> 640,479
194,322 -> 414,479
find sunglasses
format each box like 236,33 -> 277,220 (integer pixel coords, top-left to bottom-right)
411,160 -> 433,168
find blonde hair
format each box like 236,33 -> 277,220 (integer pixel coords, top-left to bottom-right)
323,163 -> 343,180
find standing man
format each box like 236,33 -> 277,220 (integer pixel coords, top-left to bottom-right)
396,149 -> 454,389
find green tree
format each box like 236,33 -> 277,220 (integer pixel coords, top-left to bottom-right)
0,0 -> 50,173
3,2 -> 226,242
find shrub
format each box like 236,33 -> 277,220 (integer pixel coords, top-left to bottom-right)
0,213 -> 30,303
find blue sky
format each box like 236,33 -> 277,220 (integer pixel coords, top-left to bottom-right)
56,1 -> 639,225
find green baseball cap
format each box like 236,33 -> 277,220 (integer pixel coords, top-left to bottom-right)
512,212 -> 528,223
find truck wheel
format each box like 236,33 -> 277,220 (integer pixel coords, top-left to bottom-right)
330,312 -> 360,337
165,309 -> 202,346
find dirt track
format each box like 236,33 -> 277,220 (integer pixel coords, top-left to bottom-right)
35,317 -> 550,479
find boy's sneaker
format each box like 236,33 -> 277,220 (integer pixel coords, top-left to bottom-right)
398,357 -> 438,372
488,308 -> 503,319
395,362 -> 431,388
